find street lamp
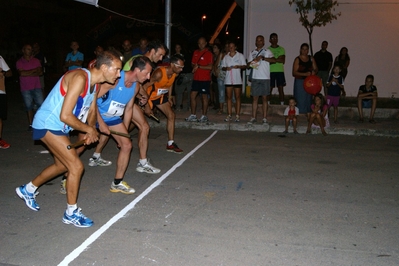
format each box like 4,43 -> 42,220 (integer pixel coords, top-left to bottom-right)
201,15 -> 206,33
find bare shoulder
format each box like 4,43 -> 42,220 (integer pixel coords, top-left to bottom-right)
62,69 -> 87,92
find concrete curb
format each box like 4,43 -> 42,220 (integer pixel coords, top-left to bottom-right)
148,119 -> 399,137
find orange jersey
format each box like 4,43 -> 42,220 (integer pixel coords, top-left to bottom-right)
147,67 -> 176,108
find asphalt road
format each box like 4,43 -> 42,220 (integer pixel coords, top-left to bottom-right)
1,123 -> 399,265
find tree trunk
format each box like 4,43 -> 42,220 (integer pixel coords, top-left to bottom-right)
308,30 -> 314,57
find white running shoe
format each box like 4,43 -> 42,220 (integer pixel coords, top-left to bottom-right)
136,159 -> 161,174
247,118 -> 256,124
185,114 -> 198,122
110,181 -> 135,194
198,115 -> 209,122
88,157 -> 112,167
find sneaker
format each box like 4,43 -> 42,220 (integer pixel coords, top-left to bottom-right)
110,181 -> 135,194
0,139 -> 10,149
262,118 -> 268,124
247,118 -> 256,124
136,159 -> 161,174
198,115 -> 209,122
166,142 -> 183,154
15,185 -> 40,211
62,208 -> 94,228
224,115 -> 232,122
60,179 -> 66,194
88,156 -> 112,167
283,130 -> 288,134
234,115 -> 240,122
185,114 -> 198,122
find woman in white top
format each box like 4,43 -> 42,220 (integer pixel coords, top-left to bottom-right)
221,42 -> 247,122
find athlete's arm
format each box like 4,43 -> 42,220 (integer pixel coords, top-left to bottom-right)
123,97 -> 134,130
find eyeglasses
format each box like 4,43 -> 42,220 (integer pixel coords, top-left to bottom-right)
173,63 -> 184,69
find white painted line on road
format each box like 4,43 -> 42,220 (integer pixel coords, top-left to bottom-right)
58,130 -> 218,266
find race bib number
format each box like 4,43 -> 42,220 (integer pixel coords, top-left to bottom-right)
103,100 -> 126,117
77,106 -> 90,122
157,88 -> 168,96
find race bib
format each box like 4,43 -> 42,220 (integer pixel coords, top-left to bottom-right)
77,106 -> 90,122
157,88 -> 168,96
103,100 -> 126,117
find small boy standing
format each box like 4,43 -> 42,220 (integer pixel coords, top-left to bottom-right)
326,64 -> 345,123
283,97 -> 299,134
63,41 -> 84,72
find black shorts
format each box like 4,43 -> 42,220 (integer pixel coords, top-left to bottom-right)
0,94 -> 7,120
152,95 -> 169,107
191,80 -> 211,95
270,72 -> 286,87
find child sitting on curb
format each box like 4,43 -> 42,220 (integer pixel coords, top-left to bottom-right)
307,93 -> 329,136
283,97 -> 299,134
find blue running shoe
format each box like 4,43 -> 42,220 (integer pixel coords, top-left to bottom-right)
62,208 -> 94,228
15,185 -> 40,211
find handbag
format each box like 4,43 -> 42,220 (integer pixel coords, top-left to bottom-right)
248,49 -> 264,82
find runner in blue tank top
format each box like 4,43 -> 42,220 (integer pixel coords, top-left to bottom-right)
15,50 -> 122,228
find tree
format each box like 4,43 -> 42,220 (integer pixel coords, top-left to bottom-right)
289,0 -> 341,56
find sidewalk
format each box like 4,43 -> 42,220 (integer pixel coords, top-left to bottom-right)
148,103 -> 399,137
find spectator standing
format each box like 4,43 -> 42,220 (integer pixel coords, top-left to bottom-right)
63,41 -> 84,72
334,47 -> 350,80
185,37 -> 213,123
131,37 -> 148,56
121,39 -> 133,65
326,64 -> 345,123
0,55 -> 12,149
247,35 -> 275,124
357,74 -> 377,123
222,41 -> 247,122
212,43 -> 226,114
268,33 -> 286,105
16,44 -> 44,130
292,43 -> 318,114
314,41 -> 333,96
283,97 -> 299,134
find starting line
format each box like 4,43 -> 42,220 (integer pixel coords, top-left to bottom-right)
58,130 -> 218,266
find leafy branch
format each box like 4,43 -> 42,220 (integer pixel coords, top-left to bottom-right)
289,0 -> 341,55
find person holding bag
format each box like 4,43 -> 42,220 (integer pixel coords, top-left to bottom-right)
247,35 -> 275,124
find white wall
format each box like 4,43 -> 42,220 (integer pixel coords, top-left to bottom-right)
244,0 -> 399,98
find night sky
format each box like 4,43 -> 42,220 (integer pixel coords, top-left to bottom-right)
1,0 -> 244,74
